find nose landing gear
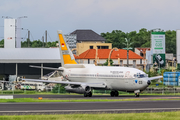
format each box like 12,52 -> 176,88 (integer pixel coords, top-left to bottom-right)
135,93 -> 140,97
134,90 -> 140,97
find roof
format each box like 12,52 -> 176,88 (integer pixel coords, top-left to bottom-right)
0,48 -> 60,63
136,48 -> 151,52
71,30 -> 106,41
75,49 -> 143,59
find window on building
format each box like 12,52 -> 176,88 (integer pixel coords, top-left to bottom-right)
97,46 -> 100,49
90,46 -> 93,49
140,59 -> 142,64
133,60 -> 136,68
101,46 -> 109,49
88,59 -> 90,64
120,60 -> 123,66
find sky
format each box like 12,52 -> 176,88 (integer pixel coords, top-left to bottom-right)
0,0 -> 180,41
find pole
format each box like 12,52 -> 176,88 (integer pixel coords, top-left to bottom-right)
28,30 -> 30,47
45,30 -> 47,47
41,63 -> 43,78
42,36 -> 44,47
58,84 -> 60,94
16,63 -> 18,76
127,49 -> 129,67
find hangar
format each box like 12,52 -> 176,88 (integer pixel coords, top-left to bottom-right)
0,48 -> 60,79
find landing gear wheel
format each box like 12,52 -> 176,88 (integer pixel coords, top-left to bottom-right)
135,93 -> 140,97
84,92 -> 92,97
88,92 -> 92,97
114,90 -> 119,97
110,91 -> 115,97
84,93 -> 88,97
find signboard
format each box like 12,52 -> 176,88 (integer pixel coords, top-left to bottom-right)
177,30 -> 180,69
151,32 -> 166,67
153,54 -> 165,67
177,30 -> 180,64
151,32 -> 165,54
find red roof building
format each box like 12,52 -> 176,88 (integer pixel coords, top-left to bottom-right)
75,49 -> 146,69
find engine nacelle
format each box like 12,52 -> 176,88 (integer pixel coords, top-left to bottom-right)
65,85 -> 91,94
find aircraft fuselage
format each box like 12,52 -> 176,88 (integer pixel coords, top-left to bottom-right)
62,65 -> 149,92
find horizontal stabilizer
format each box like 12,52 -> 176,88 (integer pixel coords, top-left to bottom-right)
148,76 -> 163,81
29,65 -> 64,71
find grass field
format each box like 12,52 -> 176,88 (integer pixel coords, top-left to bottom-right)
0,98 -> 180,103
1,111 -> 180,120
2,90 -> 180,96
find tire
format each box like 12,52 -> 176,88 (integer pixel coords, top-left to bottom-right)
135,93 -> 140,97
88,92 -> 92,97
114,90 -> 119,97
110,91 -> 115,97
84,93 -> 88,97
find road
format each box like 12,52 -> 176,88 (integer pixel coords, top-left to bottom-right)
1,95 -> 180,115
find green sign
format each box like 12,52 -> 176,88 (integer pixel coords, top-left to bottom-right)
151,32 -> 166,68
151,32 -> 165,54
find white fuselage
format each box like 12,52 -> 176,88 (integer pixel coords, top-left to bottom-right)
61,65 -> 149,92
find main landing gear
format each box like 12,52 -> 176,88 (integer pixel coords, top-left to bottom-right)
110,90 -> 119,97
84,91 -> 92,97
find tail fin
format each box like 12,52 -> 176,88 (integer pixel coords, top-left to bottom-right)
57,30 -> 77,67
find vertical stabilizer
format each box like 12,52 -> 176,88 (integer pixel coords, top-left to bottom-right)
57,30 -> 77,67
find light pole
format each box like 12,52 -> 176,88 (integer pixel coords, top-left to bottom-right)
123,38 -> 133,67
108,47 -> 118,66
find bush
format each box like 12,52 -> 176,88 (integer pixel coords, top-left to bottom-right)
52,84 -> 66,93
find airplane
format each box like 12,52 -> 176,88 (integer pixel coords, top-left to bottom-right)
22,30 -> 162,97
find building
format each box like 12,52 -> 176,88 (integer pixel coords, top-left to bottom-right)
64,34 -> 77,54
0,48 -> 61,79
75,49 -> 146,70
71,30 -> 112,55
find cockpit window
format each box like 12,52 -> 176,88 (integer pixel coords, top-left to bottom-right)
134,73 -> 148,78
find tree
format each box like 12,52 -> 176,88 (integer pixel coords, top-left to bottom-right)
101,28 -> 176,55
103,59 -> 114,66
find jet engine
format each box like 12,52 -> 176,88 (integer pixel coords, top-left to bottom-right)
65,85 -> 91,94
147,80 -> 151,85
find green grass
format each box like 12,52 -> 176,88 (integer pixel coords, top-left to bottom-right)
0,98 -> 180,103
1,111 -> 180,120
2,89 -> 180,96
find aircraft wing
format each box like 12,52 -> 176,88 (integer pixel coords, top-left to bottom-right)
22,79 -> 106,88
30,65 -> 64,71
148,76 -> 163,81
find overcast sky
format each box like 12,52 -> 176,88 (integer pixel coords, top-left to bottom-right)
0,0 -> 180,41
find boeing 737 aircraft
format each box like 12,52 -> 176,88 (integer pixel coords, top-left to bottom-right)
23,30 -> 162,97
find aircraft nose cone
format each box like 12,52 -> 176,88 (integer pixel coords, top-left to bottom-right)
147,80 -> 151,85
